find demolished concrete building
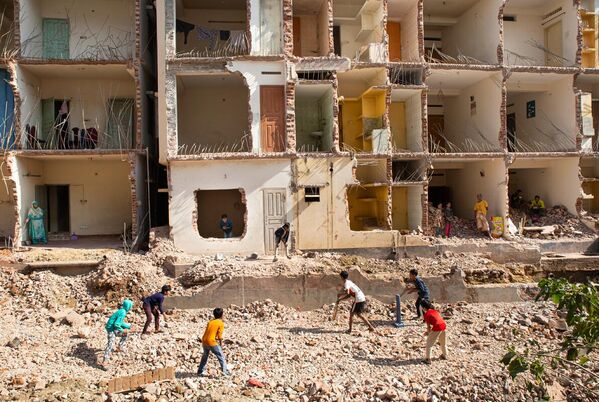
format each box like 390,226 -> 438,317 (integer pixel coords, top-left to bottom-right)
150,0 -> 597,255
0,0 -> 155,247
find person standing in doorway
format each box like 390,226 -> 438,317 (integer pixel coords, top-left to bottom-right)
25,201 -> 47,245
473,194 -> 492,239
444,202 -> 454,237
141,285 -> 171,336
273,222 -> 291,262
219,214 -> 233,238
336,271 -> 376,334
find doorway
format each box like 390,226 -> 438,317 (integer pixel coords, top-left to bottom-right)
387,21 -> 401,61
260,86 -> 285,152
35,185 -> 70,234
263,188 -> 286,254
544,21 -> 563,66
507,112 -> 516,152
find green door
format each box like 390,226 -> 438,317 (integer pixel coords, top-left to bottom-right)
105,98 -> 134,149
41,98 -> 55,147
43,19 -> 69,59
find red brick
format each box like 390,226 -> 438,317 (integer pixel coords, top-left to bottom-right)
165,366 -> 175,380
114,377 -> 123,393
144,370 -> 153,384
107,379 -> 116,394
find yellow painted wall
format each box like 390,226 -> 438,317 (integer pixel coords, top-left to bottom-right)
390,102 -> 406,150
392,187 -> 408,230
341,100 -> 362,150
348,186 -> 388,231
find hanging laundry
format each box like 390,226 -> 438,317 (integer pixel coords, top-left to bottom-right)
219,30 -> 230,41
176,19 -> 195,44
196,26 -> 218,51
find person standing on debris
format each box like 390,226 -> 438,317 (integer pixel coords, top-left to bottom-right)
25,201 -> 47,245
219,214 -> 233,238
444,202 -> 454,237
197,307 -> 230,377
473,194 -> 492,239
102,299 -> 133,367
403,269 -> 430,319
432,203 -> 444,237
529,195 -> 546,222
141,285 -> 171,336
273,222 -> 291,262
421,300 -> 447,364
336,271 -> 377,334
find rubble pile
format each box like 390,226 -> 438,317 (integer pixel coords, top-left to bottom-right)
510,206 -> 595,239
426,206 -> 482,239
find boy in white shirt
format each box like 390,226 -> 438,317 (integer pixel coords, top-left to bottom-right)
336,271 -> 376,334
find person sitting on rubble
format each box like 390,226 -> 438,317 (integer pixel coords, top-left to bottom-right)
432,203 -> 444,237
219,214 -> 233,238
473,194 -> 492,239
102,299 -> 133,368
444,202 -> 454,237
336,271 -> 377,334
273,222 -> 291,262
529,195 -> 546,222
510,189 -> 525,210
421,300 -> 448,364
141,285 -> 171,336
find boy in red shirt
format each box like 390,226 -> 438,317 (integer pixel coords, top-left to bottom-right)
421,300 -> 447,364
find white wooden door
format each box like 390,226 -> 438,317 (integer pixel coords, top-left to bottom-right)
263,188 -> 286,254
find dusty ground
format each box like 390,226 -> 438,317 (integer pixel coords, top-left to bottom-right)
0,239 -> 594,401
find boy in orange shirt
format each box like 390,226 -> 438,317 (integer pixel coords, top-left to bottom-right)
197,307 -> 230,376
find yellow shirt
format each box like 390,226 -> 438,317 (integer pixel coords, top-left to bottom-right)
202,319 -> 224,347
474,200 -> 488,215
531,199 -> 545,209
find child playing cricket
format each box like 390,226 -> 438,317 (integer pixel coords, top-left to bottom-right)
102,299 -> 133,367
336,271 -> 376,334
197,307 -> 230,377
421,300 -> 448,364
404,269 -> 430,319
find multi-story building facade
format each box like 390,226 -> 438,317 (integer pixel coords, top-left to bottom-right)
156,0 -> 597,255
0,0 -> 155,248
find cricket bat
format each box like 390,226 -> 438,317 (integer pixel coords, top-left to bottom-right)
331,301 -> 339,321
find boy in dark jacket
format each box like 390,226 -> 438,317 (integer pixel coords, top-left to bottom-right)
142,285 -> 171,336
103,299 -> 133,365
403,269 -> 430,319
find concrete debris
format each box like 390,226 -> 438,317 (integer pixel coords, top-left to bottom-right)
512,206 -> 595,239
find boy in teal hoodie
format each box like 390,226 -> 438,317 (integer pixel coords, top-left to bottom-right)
103,299 -> 133,364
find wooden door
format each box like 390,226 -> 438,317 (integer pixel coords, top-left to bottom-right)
263,189 -> 286,254
544,21 -> 563,66
427,115 -> 445,152
293,17 -> 301,56
43,19 -> 69,59
387,21 -> 401,61
260,86 -> 285,152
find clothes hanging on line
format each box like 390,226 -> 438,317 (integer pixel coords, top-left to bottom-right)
176,19 -> 195,44
196,26 -> 218,50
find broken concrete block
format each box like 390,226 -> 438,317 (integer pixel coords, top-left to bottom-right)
64,311 -> 85,327
49,310 -> 72,323
6,337 -> 21,349
76,326 -> 92,338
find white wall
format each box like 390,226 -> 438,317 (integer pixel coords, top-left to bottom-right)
16,66 -> 42,147
0,157 -> 15,239
400,2 -> 420,62
14,156 -> 132,241
22,0 -> 135,59
444,74 -> 502,150
443,0 -> 502,64
226,61 -> 286,152
169,159 -> 292,255
407,185 -> 423,230
250,0 -> 283,55
406,92 -> 423,151
509,158 -> 580,212
339,23 -> 361,59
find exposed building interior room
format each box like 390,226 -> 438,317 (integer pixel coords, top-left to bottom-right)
581,0 -> 599,68
423,0 -> 502,64
347,184 -> 388,231
337,67 -> 388,153
576,74 -> 599,152
175,0 -> 249,57
332,0 -> 386,62
354,157 -> 387,184
507,157 -> 580,214
17,64 -> 136,150
176,73 -> 250,154
389,88 -> 423,152
581,157 -> 599,214
15,155 -> 133,239
19,0 -> 135,60
503,0 -> 578,67
506,72 -> 576,152
429,158 -> 507,220
196,189 -> 246,238
292,0 -> 330,57
392,184 -> 423,232
426,69 -> 502,153
392,158 -> 425,183
295,83 -> 334,152
0,156 -> 15,243
386,0 -> 419,62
